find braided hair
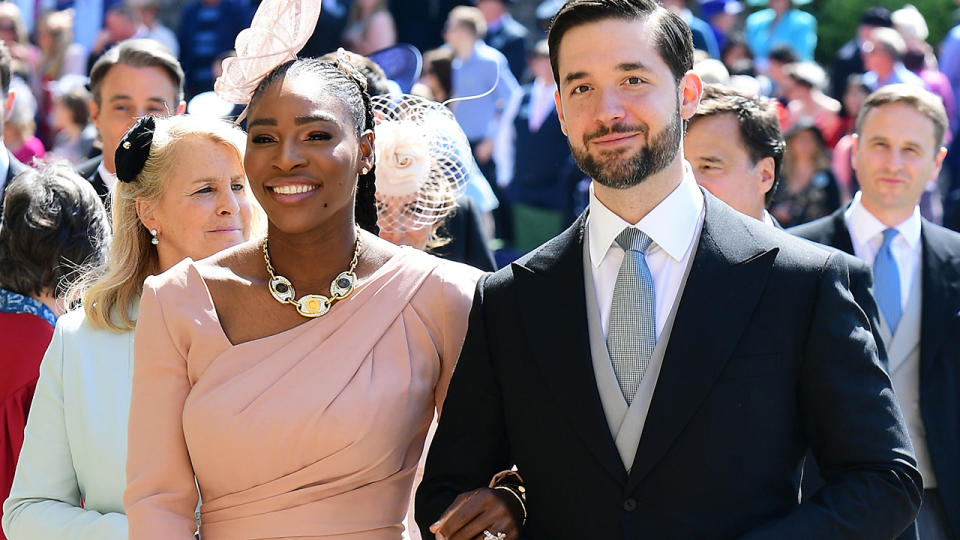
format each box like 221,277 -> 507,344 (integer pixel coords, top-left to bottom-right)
249,56 -> 380,235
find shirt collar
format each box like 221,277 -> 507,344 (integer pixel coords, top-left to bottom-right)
98,161 -> 118,192
588,162 -> 704,268
845,191 -> 922,249
762,209 -> 777,227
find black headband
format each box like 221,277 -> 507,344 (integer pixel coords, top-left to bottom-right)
115,116 -> 156,184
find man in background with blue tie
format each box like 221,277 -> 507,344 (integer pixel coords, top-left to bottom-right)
417,1 -> 921,538
792,84 -> 960,540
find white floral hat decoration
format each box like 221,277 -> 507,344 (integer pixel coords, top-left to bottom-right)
371,94 -> 472,234
214,0 -> 322,120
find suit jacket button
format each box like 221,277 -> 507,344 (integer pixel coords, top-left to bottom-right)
623,498 -> 638,512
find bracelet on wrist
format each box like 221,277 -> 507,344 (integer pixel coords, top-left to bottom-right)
492,484 -> 527,526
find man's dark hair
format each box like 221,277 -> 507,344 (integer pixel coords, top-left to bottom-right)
547,0 -> 693,86
59,87 -> 92,126
106,2 -> 137,22
768,45 -> 798,65
0,41 -> 11,95
690,84 -> 785,205
0,163 -> 109,298
860,6 -> 892,28
89,38 -> 184,105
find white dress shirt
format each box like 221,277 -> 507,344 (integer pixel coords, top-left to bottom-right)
844,191 -> 922,310
588,165 -> 705,339
97,161 -> 118,193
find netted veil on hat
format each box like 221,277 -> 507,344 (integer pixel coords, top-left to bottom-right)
214,0 -> 322,113
371,94 -> 472,234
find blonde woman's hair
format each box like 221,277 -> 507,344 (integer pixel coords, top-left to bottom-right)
76,114 -> 256,331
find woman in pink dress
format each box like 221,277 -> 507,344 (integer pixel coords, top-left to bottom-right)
123,50 -> 523,538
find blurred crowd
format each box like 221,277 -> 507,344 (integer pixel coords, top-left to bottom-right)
0,0 -> 959,265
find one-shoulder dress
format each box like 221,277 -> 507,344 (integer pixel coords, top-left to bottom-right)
124,248 -> 483,539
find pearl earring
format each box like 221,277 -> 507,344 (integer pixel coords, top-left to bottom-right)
150,229 -> 159,245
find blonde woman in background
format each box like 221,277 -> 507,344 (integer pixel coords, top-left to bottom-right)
37,10 -> 88,81
2,114 -> 260,540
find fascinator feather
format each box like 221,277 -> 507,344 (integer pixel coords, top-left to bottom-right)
214,0 -> 322,116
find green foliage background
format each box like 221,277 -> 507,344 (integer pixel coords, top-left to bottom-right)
744,1 -> 959,65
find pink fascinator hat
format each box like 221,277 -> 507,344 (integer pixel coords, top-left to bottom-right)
214,0 -> 322,115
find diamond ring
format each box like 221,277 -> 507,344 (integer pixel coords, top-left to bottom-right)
482,531 -> 506,540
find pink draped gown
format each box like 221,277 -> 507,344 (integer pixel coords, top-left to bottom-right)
124,248 -> 482,539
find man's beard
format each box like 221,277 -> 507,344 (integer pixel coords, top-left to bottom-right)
570,107 -> 683,189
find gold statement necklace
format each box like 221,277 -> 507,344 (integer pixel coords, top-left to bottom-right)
263,228 -> 362,318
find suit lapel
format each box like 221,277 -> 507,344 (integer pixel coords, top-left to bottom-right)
515,213 -> 628,485
920,223 -> 960,380
828,208 -> 856,256
626,194 -> 778,492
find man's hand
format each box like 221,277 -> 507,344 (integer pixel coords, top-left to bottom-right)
429,488 -> 522,540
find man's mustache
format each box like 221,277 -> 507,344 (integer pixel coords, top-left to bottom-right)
583,123 -> 648,145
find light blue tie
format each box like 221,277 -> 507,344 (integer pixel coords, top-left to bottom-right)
607,228 -> 656,405
874,228 -> 902,333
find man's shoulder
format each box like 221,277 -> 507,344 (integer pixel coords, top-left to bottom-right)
481,217 -> 584,291
788,212 -> 843,245
502,16 -> 529,40
922,220 -> 960,255
786,8 -> 816,25
477,41 -> 510,64
745,8 -> 775,27
717,204 -> 834,267
76,155 -> 101,180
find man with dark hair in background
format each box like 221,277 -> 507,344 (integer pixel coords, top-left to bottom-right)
417,1 -> 920,537
0,42 -> 29,219
77,39 -> 185,205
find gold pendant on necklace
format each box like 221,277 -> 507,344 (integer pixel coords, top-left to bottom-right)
263,228 -> 362,318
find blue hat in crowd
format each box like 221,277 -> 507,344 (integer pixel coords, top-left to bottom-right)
369,44 -> 422,94
699,0 -> 744,19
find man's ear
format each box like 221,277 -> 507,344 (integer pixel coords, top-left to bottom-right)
89,98 -> 101,132
850,134 -> 859,173
175,100 -> 186,115
554,90 -> 567,136
679,71 -> 703,120
756,156 -> 776,196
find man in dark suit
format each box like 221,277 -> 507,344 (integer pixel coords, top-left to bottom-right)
79,39 -> 186,205
0,42 -> 28,219
474,0 -> 529,82
792,84 -> 960,540
416,1 -> 921,538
